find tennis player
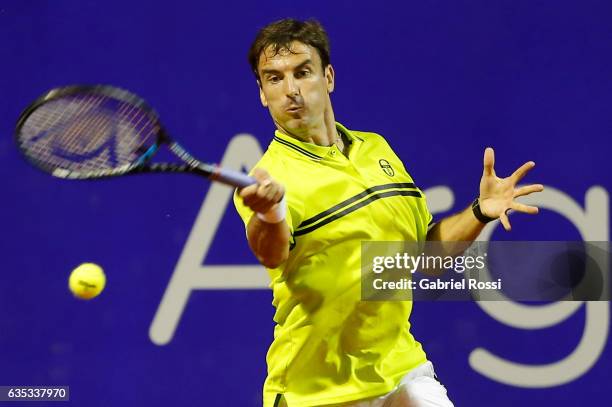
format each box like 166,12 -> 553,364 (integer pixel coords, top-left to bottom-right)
234,19 -> 543,407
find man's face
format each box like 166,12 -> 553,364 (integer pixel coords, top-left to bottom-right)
257,41 -> 334,138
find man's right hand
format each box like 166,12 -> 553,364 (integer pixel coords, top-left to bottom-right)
238,168 -> 285,215
237,168 -> 290,268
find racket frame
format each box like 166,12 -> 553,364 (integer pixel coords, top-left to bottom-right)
15,85 -> 242,184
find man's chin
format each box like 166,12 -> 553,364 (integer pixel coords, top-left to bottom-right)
280,117 -> 310,135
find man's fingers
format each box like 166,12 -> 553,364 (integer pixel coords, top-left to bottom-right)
514,184 -> 544,198
240,170 -> 284,214
511,201 -> 539,215
242,184 -> 271,206
251,188 -> 283,214
239,183 -> 259,198
256,180 -> 273,198
263,183 -> 282,202
239,167 -> 271,197
510,161 -> 535,183
250,187 -> 277,211
483,147 -> 495,177
499,211 -> 512,231
251,167 -> 270,182
271,186 -> 285,204
242,192 -> 263,208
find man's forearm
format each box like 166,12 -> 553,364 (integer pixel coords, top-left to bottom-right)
426,204 -> 486,242
247,216 -> 290,268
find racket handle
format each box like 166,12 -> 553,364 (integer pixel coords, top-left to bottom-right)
213,167 -> 256,188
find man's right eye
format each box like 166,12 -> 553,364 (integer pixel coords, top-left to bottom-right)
267,76 -> 280,83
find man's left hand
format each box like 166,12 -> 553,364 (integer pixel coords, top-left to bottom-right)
479,147 -> 544,231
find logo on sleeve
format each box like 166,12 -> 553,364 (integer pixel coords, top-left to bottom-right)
379,159 -> 395,177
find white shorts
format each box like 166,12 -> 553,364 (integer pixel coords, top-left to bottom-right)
278,361 -> 454,407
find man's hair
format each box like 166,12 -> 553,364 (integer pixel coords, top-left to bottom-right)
248,18 -> 331,80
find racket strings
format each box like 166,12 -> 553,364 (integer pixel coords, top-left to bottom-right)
59,96 -> 117,166
18,93 -> 160,173
29,107 -> 116,171
116,98 -> 160,158
23,95 -> 113,172
28,95 -> 102,151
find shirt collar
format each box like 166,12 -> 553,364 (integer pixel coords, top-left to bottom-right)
272,122 -> 360,160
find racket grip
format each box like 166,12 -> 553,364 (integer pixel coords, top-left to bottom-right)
214,167 -> 256,188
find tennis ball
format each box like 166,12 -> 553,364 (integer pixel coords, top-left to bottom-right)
68,263 -> 106,300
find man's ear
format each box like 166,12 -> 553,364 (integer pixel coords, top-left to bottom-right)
325,64 -> 335,93
258,80 -> 268,107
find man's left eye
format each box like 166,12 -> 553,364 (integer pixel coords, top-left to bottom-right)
296,70 -> 310,78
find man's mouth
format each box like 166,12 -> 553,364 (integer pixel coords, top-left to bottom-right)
286,105 -> 303,113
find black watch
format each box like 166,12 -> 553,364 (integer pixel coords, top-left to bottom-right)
471,198 -> 495,224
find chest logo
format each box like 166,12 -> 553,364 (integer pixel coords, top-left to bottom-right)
379,159 -> 395,177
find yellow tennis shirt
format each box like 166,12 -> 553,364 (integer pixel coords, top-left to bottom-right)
234,122 -> 432,407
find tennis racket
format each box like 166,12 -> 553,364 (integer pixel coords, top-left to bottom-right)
14,84 -> 256,187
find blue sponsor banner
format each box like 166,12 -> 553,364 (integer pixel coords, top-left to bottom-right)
0,1 -> 610,405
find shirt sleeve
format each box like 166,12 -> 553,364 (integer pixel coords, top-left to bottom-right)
420,189 -> 435,236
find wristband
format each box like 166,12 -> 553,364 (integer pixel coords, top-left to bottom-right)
256,195 -> 287,224
471,197 -> 495,224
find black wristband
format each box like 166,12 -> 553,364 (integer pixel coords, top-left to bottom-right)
471,198 -> 495,224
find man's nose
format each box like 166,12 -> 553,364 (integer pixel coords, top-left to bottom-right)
283,76 -> 300,97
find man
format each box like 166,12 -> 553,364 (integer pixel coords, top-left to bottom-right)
234,18 -> 543,407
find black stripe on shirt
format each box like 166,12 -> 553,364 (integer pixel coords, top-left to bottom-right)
273,136 -> 322,160
294,189 -> 422,236
298,183 -> 417,228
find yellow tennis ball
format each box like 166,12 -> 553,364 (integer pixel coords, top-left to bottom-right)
68,263 -> 106,300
